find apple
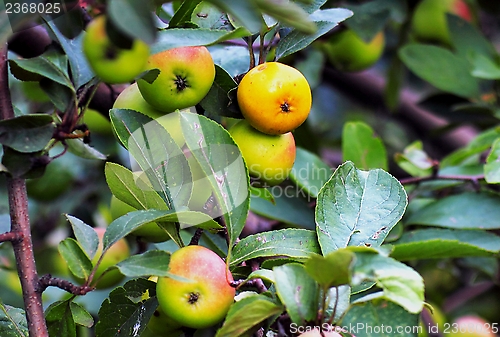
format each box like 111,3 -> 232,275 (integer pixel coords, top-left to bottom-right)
90,227 -> 130,289
109,195 -> 171,243
26,160 -> 74,202
411,0 -> 472,46
82,108 -> 113,135
448,316 -> 496,337
113,83 -> 187,148
320,29 -> 385,72
137,46 -> 215,113
82,15 -> 150,84
156,245 -> 235,329
298,329 -> 343,337
228,119 -> 296,186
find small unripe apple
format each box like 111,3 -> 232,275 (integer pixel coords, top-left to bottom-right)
137,46 -> 215,113
91,227 -> 130,289
321,29 -> 385,72
83,15 -> 150,84
82,108 -> 113,135
26,160 -> 74,202
109,195 -> 171,243
411,0 -> 472,46
156,245 -> 235,329
229,119 -> 296,186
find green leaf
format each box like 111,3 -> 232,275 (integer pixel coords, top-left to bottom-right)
65,215 -> 99,260
180,112 -> 250,248
65,138 -> 107,160
45,300 -> 76,337
58,238 -> 93,280
151,27 -> 250,54
342,121 -> 388,170
169,0 -> 203,28
254,0 -> 316,34
304,249 -> 355,288
485,138 -> 500,183
105,162 -> 168,211
274,263 -> 319,325
289,147 -> 332,198
230,229 -> 321,266
390,228 -> 500,260
103,209 -> 220,251
69,302 -> 93,328
340,300 -> 419,337
108,0 -> 157,44
199,65 -> 239,119
45,20 -> 93,88
191,2 -> 233,30
249,186 -> 275,204
216,294 -> 283,337
394,141 -> 434,177
448,15 -> 497,61
469,52 -> 500,80
10,48 -> 74,91
110,108 -> 191,209
207,0 -> 263,34
245,269 -> 276,284
399,44 -> 480,99
39,79 -> 74,112
116,250 -> 171,277
0,114 -> 54,153
250,187 -> 316,229
351,251 -> 424,314
405,191 -> 500,229
275,8 -> 353,60
95,279 -> 158,337
344,0 -> 391,42
316,162 -> 407,254
0,303 -> 28,337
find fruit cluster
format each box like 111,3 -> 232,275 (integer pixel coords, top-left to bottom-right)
231,62 -> 312,186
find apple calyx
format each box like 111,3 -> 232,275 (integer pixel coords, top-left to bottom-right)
281,101 -> 290,112
188,292 -> 200,304
175,75 -> 189,92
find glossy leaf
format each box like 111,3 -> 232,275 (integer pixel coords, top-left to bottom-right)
0,114 -> 54,153
116,250 -> 171,277
390,228 -> 500,260
441,128 -> 500,167
95,279 -> 158,337
230,229 -> 321,266
275,8 -> 353,60
405,192 -> 500,229
65,138 -> 107,160
65,215 -> 99,260
394,141 -> 434,177
180,112 -> 249,248
254,0 -> 316,34
342,121 -> 388,170
341,300 -> 419,337
216,294 -> 283,337
344,0 -> 391,41
399,44 -> 480,99
108,0 -> 157,44
485,138 -> 500,183
0,303 -> 28,337
274,263 -> 319,325
200,65 -> 239,119
448,15 -> 497,60
469,52 -> 500,80
45,300 -> 76,337
316,161 -> 407,254
352,251 -> 424,314
304,249 -> 355,288
289,147 -> 332,198
58,238 -> 93,280
169,0 -> 202,28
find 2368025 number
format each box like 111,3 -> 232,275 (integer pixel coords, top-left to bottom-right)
5,2 -> 61,14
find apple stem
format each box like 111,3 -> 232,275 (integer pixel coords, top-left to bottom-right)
188,228 -> 204,246
0,43 -> 50,337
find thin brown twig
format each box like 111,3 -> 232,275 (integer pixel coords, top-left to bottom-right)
0,231 -> 23,243
36,274 -> 94,295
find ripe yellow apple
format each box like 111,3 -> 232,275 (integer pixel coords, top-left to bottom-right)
109,195 -> 171,243
229,119 -> 296,186
156,245 -> 235,329
83,15 -> 150,84
321,29 -> 385,72
137,46 -> 215,113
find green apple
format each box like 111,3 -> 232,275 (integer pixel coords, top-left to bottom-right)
82,108 -> 113,135
26,160 -> 74,202
83,15 -> 150,84
109,195 -> 171,243
113,83 -> 187,148
448,316 -> 496,337
91,227 -> 130,289
321,29 -> 385,72
412,0 -> 472,46
137,46 -> 215,113
229,119 -> 296,186
156,245 -> 235,329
